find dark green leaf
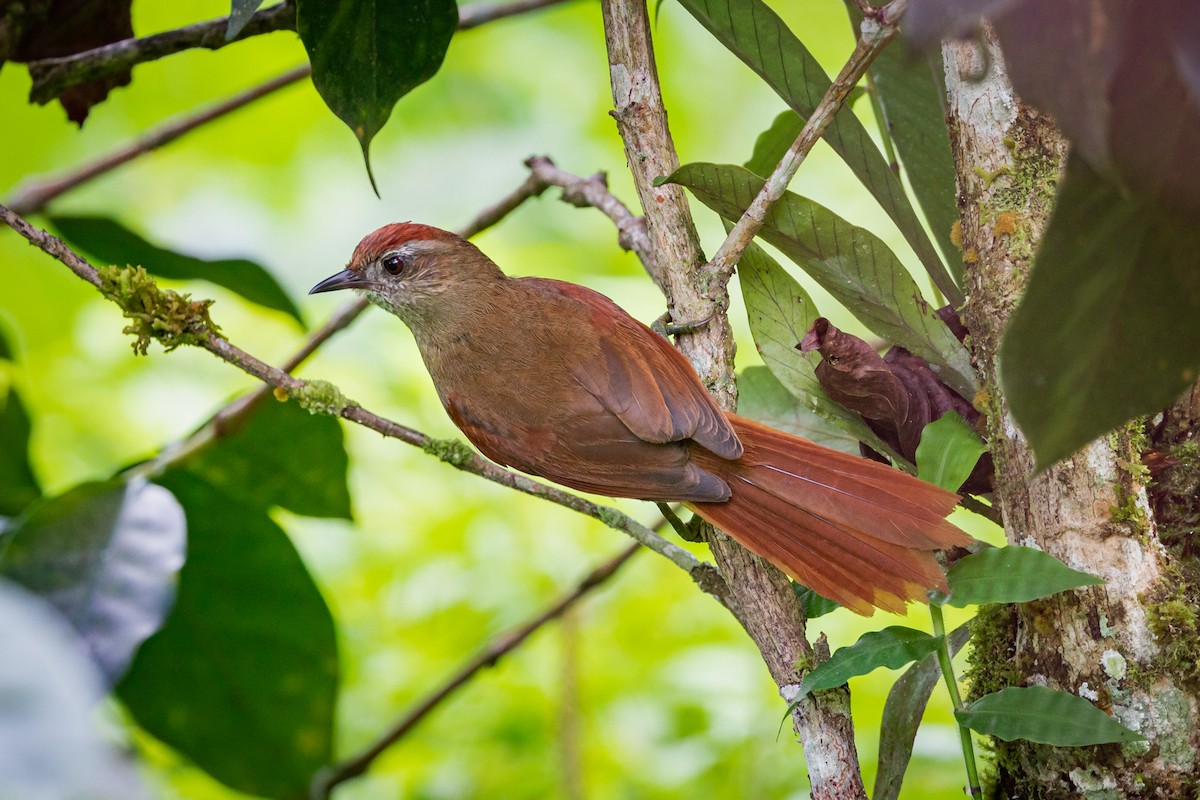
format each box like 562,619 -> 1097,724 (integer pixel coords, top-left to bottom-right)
866,41 -> 960,272
945,546 -> 1103,607
226,0 -> 266,39
49,215 -> 303,325
0,324 -> 11,360
792,582 -> 841,619
0,480 -> 186,684
744,109 -> 805,179
915,411 -> 987,492
0,386 -> 40,518
0,580 -> 147,800
1001,155 -> 1200,467
874,622 -> 971,800
181,396 -> 352,519
739,366 -> 860,455
118,471 -> 338,799
799,627 -> 943,695
296,0 -> 458,192
675,0 -> 960,303
671,162 -> 975,398
958,685 -> 1145,745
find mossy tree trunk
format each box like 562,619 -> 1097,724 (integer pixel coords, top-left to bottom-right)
944,30 -> 1200,798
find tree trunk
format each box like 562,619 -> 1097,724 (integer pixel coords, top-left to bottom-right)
945,29 -> 1200,798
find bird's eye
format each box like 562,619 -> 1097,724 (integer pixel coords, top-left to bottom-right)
382,255 -> 405,275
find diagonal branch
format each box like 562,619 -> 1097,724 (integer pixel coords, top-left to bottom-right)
310,539 -> 643,799
705,0 -> 906,284
0,202 -> 726,597
8,64 -> 311,216
27,0 -> 575,108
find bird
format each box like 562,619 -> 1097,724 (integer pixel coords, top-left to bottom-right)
310,222 -> 972,615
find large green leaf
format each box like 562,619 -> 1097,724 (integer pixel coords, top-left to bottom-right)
49,215 -> 303,325
874,622 -> 971,800
798,627 -> 944,696
226,0 -> 266,39
181,396 -> 353,519
945,546 -> 1103,607
958,685 -> 1145,746
0,330 -> 39,517
738,366 -> 860,455
915,411 -> 987,492
297,0 -> 458,191
117,471 -> 338,798
671,162 -> 975,398
1001,155 -> 1200,467
674,0 -> 960,303
0,580 -> 147,800
744,109 -> 806,179
0,480 -> 186,684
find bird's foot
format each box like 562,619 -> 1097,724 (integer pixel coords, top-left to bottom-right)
651,311 -> 713,338
657,503 -> 706,543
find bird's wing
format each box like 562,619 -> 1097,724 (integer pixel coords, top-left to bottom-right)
529,279 -> 742,460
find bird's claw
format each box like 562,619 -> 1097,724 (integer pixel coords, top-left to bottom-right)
651,311 -> 714,338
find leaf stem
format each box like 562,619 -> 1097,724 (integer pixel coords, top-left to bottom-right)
930,603 -> 982,798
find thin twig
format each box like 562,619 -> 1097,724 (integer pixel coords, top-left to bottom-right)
310,540 -> 643,799
0,202 -> 720,591
525,155 -> 652,265
27,0 -> 575,106
8,65 -> 311,216
706,1 -> 905,284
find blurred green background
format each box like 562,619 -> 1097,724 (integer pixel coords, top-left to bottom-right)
0,0 -> 998,797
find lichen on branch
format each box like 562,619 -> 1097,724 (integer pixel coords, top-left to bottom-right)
97,264 -> 220,354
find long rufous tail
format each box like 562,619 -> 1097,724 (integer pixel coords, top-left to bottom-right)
687,414 -> 971,616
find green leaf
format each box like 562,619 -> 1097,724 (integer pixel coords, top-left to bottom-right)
875,622 -> 971,800
674,0 -> 960,303
0,480 -> 186,684
858,20 -> 960,272
672,162 -> 975,399
739,366 -> 860,455
798,627 -> 943,696
1001,154 -> 1200,467
792,582 -> 841,619
958,685 -> 1145,746
118,470 -> 338,798
49,215 -> 303,325
226,0 -> 266,39
0,385 -> 40,518
915,411 -> 987,492
0,580 -> 147,800
744,109 -> 805,179
945,546 -> 1104,607
296,0 -> 458,192
180,396 -> 353,519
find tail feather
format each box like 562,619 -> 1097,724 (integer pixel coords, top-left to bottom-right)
688,414 -> 972,616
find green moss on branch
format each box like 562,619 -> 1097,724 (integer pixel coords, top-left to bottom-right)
98,265 -> 220,354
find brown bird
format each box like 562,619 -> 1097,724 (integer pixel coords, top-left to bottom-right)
311,223 -> 972,615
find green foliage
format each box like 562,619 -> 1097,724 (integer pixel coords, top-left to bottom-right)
737,366 -> 859,455
0,330 -> 39,517
0,480 -> 186,683
667,161 -> 975,398
225,0 -> 266,40
296,0 -> 459,191
51,215 -> 303,325
180,396 -> 353,519
673,0 -> 959,302
1001,155 -> 1200,467
944,546 -> 1104,607
743,109 -> 805,179
791,582 -> 840,619
0,580 -> 147,800
118,470 -> 338,799
797,627 -> 944,696
875,623 -> 972,800
915,411 -> 987,492
956,685 -> 1145,746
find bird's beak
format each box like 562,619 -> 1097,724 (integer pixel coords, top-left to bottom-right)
309,268 -> 368,295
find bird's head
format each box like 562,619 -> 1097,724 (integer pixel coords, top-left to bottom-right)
309,223 -> 503,323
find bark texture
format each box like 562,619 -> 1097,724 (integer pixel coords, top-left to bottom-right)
945,30 -> 1200,798
599,0 -> 867,796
